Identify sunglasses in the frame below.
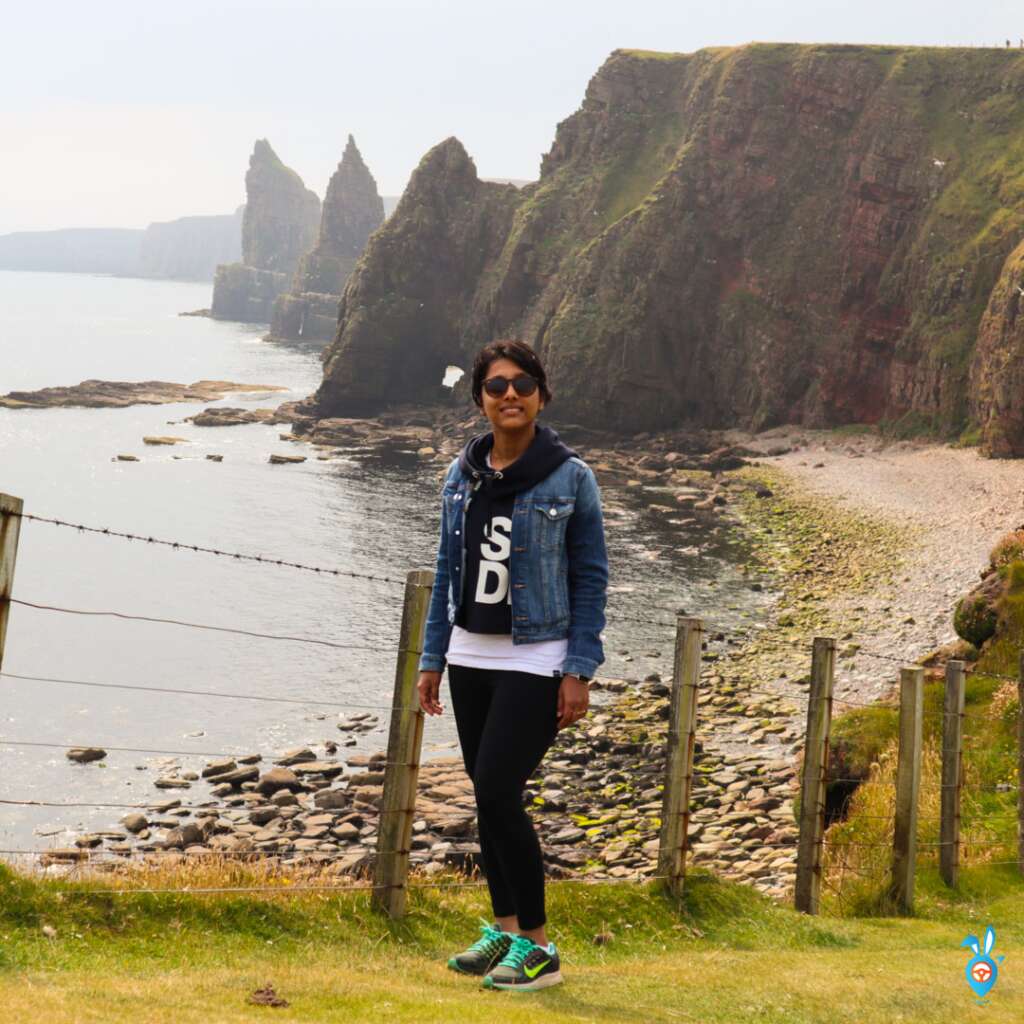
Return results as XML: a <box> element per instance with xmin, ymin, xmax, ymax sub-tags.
<box><xmin>482</xmin><ymin>374</ymin><xmax>539</xmax><ymax>398</ymax></box>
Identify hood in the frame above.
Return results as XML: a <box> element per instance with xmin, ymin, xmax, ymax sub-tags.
<box><xmin>457</xmin><ymin>424</ymin><xmax>577</xmax><ymax>498</ymax></box>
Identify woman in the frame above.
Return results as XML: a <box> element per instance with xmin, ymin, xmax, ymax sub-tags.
<box><xmin>417</xmin><ymin>339</ymin><xmax>608</xmax><ymax>992</ymax></box>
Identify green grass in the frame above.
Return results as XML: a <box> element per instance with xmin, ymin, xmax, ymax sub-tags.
<box><xmin>615</xmin><ymin>48</ymin><xmax>693</xmax><ymax>63</ymax></box>
<box><xmin>824</xmin><ymin>559</ymin><xmax>1024</xmax><ymax>922</ymax></box>
<box><xmin>596</xmin><ymin>116</ymin><xmax>683</xmax><ymax>229</ymax></box>
<box><xmin>6</xmin><ymin>544</ymin><xmax>1024</xmax><ymax>1021</ymax></box>
<box><xmin>3</xmin><ymin>863</ymin><xmax>1024</xmax><ymax>1022</ymax></box>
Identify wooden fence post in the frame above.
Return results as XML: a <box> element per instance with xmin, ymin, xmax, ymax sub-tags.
<box><xmin>940</xmin><ymin>660</ymin><xmax>965</xmax><ymax>887</ymax></box>
<box><xmin>890</xmin><ymin>666</ymin><xmax>924</xmax><ymax>914</ymax></box>
<box><xmin>0</xmin><ymin>494</ymin><xmax>24</xmax><ymax>675</ymax></box>
<box><xmin>657</xmin><ymin>616</ymin><xmax>702</xmax><ymax>898</ymax></box>
<box><xmin>373</xmin><ymin>569</ymin><xmax>434</xmax><ymax>919</ymax></box>
<box><xmin>794</xmin><ymin>636</ymin><xmax>836</xmax><ymax>915</ymax></box>
<box><xmin>1018</xmin><ymin>651</ymin><xmax>1024</xmax><ymax>877</ymax></box>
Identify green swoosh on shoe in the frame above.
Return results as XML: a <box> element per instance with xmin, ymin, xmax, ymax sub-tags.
<box><xmin>523</xmin><ymin>959</ymin><xmax>551</xmax><ymax>979</ymax></box>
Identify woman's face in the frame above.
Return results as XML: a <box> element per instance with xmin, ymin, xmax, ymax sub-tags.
<box><xmin>480</xmin><ymin>356</ymin><xmax>544</xmax><ymax>432</ymax></box>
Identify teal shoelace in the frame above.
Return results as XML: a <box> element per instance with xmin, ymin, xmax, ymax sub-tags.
<box><xmin>469</xmin><ymin>921</ymin><xmax>505</xmax><ymax>955</ymax></box>
<box><xmin>499</xmin><ymin>934</ymin><xmax>537</xmax><ymax>969</ymax></box>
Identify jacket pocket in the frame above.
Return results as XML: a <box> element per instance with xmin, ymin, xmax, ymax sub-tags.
<box><xmin>533</xmin><ymin>500</ymin><xmax>575</xmax><ymax>552</ymax></box>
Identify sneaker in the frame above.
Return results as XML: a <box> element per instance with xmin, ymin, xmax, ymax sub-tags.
<box><xmin>447</xmin><ymin>920</ymin><xmax>513</xmax><ymax>976</ymax></box>
<box><xmin>482</xmin><ymin>933</ymin><xmax>563</xmax><ymax>991</ymax></box>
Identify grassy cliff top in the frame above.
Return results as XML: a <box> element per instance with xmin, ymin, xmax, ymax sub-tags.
<box><xmin>2</xmin><ymin>862</ymin><xmax>1024</xmax><ymax>1020</ymax></box>
<box><xmin>615</xmin><ymin>41</ymin><xmax>1024</xmax><ymax>60</ymax></box>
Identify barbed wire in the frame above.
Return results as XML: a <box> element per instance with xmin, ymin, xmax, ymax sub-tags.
<box><xmin>2</xmin><ymin>509</ymin><xmax>406</xmax><ymax>586</ymax></box>
<box><xmin>0</xmin><ymin>798</ymin><xmax>220</xmax><ymax>810</ymax></box>
<box><xmin>830</xmin><ymin>694</ymin><xmax>891</xmax><ymax>710</ymax></box>
<box><xmin>0</xmin><ymin>847</ymin><xmax>374</xmax><ymax>862</ymax></box>
<box><xmin>8</xmin><ymin>517</ymin><xmax>1024</xmax><ymax>696</ymax></box>
<box><xmin>0</xmin><ymin>743</ymin><xmax>417</xmax><ymax>777</ymax></box>
<box><xmin>5</xmin><ymin>872</ymin><xmax>671</xmax><ymax>898</ymax></box>
<box><xmin>7</xmin><ymin>598</ymin><xmax>396</xmax><ymax>653</ymax></box>
<box><xmin>7</xmin><ymin>503</ymin><xmax>1024</xmax><ymax>680</ymax></box>
<box><xmin>825</xmin><ymin>777</ymin><xmax>895</xmax><ymax>786</ymax></box>
<box><xmin>0</xmin><ymin>671</ymin><xmax>402</xmax><ymax>711</ymax></box>
<box><xmin>697</xmin><ymin>626</ymin><xmax>1024</xmax><ymax>692</ymax></box>
<box><xmin>962</xmin><ymin>859</ymin><xmax>1024</xmax><ymax>868</ymax></box>
<box><xmin>0</xmin><ymin>738</ymin><xmax>276</xmax><ymax>759</ymax></box>
<box><xmin>824</xmin><ymin>840</ymin><xmax>894</xmax><ymax>849</ymax></box>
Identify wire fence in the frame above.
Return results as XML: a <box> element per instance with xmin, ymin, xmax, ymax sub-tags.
<box><xmin>1</xmin><ymin>501</ymin><xmax>1022</xmax><ymax>912</ymax></box>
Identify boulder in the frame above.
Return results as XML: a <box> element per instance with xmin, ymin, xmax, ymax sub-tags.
<box><xmin>275</xmin><ymin>747</ymin><xmax>317</xmax><ymax>767</ymax></box>
<box><xmin>953</xmin><ymin>570</ymin><xmax>1004</xmax><ymax>647</ymax></box>
<box><xmin>201</xmin><ymin>759</ymin><xmax>236</xmax><ymax>779</ymax></box>
<box><xmin>154</xmin><ymin>777</ymin><xmax>192</xmax><ymax>790</ymax></box>
<box><xmin>163</xmin><ymin>823</ymin><xmax>204</xmax><ymax>849</ymax></box>
<box><xmin>213</xmin><ymin>765</ymin><xmax>261</xmax><ymax>787</ymax></box>
<box><xmin>255</xmin><ymin>767</ymin><xmax>301</xmax><ymax>796</ymax></box>
<box><xmin>313</xmin><ymin>789</ymin><xmax>349</xmax><ymax>810</ymax></box>
<box><xmin>121</xmin><ymin>813</ymin><xmax>149</xmax><ymax>833</ymax></box>
<box><xmin>332</xmin><ymin>822</ymin><xmax>360</xmax><ymax>842</ymax></box>
<box><xmin>66</xmin><ymin>747</ymin><xmax>106</xmax><ymax>764</ymax></box>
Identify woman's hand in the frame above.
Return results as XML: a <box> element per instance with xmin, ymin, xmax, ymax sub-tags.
<box><xmin>417</xmin><ymin>671</ymin><xmax>444</xmax><ymax>715</ymax></box>
<box><xmin>557</xmin><ymin>674</ymin><xmax>590</xmax><ymax>730</ymax></box>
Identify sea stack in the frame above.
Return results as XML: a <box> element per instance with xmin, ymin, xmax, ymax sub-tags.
<box><xmin>268</xmin><ymin>135</ymin><xmax>385</xmax><ymax>345</ymax></box>
<box><xmin>315</xmin><ymin>136</ymin><xmax>520</xmax><ymax>416</ymax></box>
<box><xmin>210</xmin><ymin>140</ymin><xmax>320</xmax><ymax>323</ymax></box>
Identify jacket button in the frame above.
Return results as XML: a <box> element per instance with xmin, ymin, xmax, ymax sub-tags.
<box><xmin>549</xmin><ymin>509</ymin><xmax>557</xmax><ymax>517</ymax></box>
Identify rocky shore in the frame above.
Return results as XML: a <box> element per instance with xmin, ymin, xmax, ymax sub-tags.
<box><xmin>38</xmin><ymin>403</ymin><xmax>809</xmax><ymax>898</ymax></box>
<box><xmin>48</xmin><ymin>667</ymin><xmax>800</xmax><ymax>897</ymax></box>
<box><xmin>737</xmin><ymin>427</ymin><xmax>1024</xmax><ymax>702</ymax></box>
<box><xmin>33</xmin><ymin>405</ymin><xmax>1006</xmax><ymax>902</ymax></box>
<box><xmin>0</xmin><ymin>380</ymin><xmax>287</xmax><ymax>410</ymax></box>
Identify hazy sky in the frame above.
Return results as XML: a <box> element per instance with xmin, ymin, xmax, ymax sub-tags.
<box><xmin>1</xmin><ymin>0</ymin><xmax>1016</xmax><ymax>233</ymax></box>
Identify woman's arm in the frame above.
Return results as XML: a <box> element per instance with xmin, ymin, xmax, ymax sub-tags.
<box><xmin>563</xmin><ymin>463</ymin><xmax>608</xmax><ymax>680</ymax></box>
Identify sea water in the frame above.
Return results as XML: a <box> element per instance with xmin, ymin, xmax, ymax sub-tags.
<box><xmin>0</xmin><ymin>269</ymin><xmax>772</xmax><ymax>855</ymax></box>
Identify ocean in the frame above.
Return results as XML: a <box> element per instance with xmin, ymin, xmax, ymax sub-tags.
<box><xmin>0</xmin><ymin>269</ymin><xmax>771</xmax><ymax>856</ymax></box>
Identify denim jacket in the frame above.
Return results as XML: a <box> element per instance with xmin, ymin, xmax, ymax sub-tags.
<box><xmin>419</xmin><ymin>455</ymin><xmax>608</xmax><ymax>678</ymax></box>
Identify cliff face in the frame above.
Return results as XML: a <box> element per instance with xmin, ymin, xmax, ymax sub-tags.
<box><xmin>0</xmin><ymin>213</ymin><xmax>242</xmax><ymax>282</ymax></box>
<box><xmin>137</xmin><ymin>208</ymin><xmax>243</xmax><ymax>282</ymax></box>
<box><xmin>268</xmin><ymin>136</ymin><xmax>384</xmax><ymax>344</ymax></box>
<box><xmin>212</xmin><ymin>140</ymin><xmax>320</xmax><ymax>322</ymax></box>
<box><xmin>315</xmin><ymin>44</ymin><xmax>1024</xmax><ymax>453</ymax></box>
<box><xmin>970</xmin><ymin>239</ymin><xmax>1024</xmax><ymax>456</ymax></box>
<box><xmin>318</xmin><ymin>138</ymin><xmax>521</xmax><ymax>410</ymax></box>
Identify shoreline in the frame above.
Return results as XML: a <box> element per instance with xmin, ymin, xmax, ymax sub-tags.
<box><xmin>20</xmin><ymin>411</ymin><xmax>1024</xmax><ymax>902</ymax></box>
<box><xmin>748</xmin><ymin>429</ymin><xmax>1024</xmax><ymax>693</ymax></box>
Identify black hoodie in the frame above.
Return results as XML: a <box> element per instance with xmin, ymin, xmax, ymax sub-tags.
<box><xmin>454</xmin><ymin>425</ymin><xmax>577</xmax><ymax>634</ymax></box>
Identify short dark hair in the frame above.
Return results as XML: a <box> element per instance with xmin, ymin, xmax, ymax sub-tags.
<box><xmin>470</xmin><ymin>339</ymin><xmax>553</xmax><ymax>408</ymax></box>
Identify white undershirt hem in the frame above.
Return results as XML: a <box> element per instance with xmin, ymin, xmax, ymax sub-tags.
<box><xmin>445</xmin><ymin>626</ymin><xmax>568</xmax><ymax>678</ymax></box>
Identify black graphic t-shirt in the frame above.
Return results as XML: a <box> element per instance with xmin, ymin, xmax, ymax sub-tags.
<box><xmin>452</xmin><ymin>426</ymin><xmax>579</xmax><ymax>636</ymax></box>
<box><xmin>456</xmin><ymin>482</ymin><xmax>515</xmax><ymax>634</ymax></box>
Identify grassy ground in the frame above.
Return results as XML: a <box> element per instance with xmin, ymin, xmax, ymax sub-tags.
<box><xmin>6</xmin><ymin>453</ymin><xmax>1022</xmax><ymax>1022</ymax></box>
<box><xmin>2</xmin><ymin>860</ymin><xmax>1022</xmax><ymax>1023</ymax></box>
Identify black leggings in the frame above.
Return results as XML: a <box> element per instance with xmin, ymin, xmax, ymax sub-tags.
<box><xmin>447</xmin><ymin>664</ymin><xmax>560</xmax><ymax>931</ymax></box>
